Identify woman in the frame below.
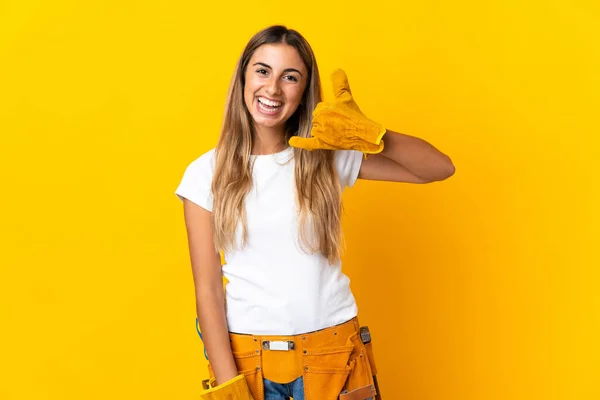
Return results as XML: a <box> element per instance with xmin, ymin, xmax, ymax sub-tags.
<box><xmin>175</xmin><ymin>25</ymin><xmax>454</xmax><ymax>400</ymax></box>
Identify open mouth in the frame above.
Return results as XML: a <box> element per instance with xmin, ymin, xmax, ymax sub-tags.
<box><xmin>257</xmin><ymin>96</ymin><xmax>283</xmax><ymax>115</ymax></box>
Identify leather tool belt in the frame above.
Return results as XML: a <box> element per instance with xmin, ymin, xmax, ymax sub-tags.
<box><xmin>203</xmin><ymin>317</ymin><xmax>381</xmax><ymax>400</ymax></box>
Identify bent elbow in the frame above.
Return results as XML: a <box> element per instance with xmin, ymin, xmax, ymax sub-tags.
<box><xmin>444</xmin><ymin>160</ymin><xmax>456</xmax><ymax>179</ymax></box>
<box><xmin>435</xmin><ymin>157</ymin><xmax>456</xmax><ymax>181</ymax></box>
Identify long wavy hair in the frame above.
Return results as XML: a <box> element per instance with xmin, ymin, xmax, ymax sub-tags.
<box><xmin>211</xmin><ymin>25</ymin><xmax>344</xmax><ymax>264</ymax></box>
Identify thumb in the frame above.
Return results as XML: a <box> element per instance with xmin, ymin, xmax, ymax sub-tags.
<box><xmin>331</xmin><ymin>69</ymin><xmax>352</xmax><ymax>100</ymax></box>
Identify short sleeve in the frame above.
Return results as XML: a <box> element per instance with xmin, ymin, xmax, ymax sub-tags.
<box><xmin>174</xmin><ymin>148</ymin><xmax>216</xmax><ymax>211</ymax></box>
<box><xmin>333</xmin><ymin>150</ymin><xmax>363</xmax><ymax>189</ymax></box>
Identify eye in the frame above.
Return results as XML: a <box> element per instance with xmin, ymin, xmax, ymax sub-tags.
<box><xmin>256</xmin><ymin>69</ymin><xmax>268</xmax><ymax>75</ymax></box>
<box><xmin>284</xmin><ymin>75</ymin><xmax>299</xmax><ymax>82</ymax></box>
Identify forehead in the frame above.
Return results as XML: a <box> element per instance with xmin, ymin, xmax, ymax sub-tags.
<box><xmin>249</xmin><ymin>44</ymin><xmax>307</xmax><ymax>74</ymax></box>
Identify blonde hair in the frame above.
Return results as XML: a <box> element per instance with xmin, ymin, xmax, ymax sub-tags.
<box><xmin>211</xmin><ymin>25</ymin><xmax>344</xmax><ymax>264</ymax></box>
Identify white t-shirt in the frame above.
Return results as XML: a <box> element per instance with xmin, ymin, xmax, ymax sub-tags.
<box><xmin>175</xmin><ymin>146</ymin><xmax>363</xmax><ymax>335</ymax></box>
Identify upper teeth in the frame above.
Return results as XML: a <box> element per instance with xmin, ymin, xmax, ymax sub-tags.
<box><xmin>259</xmin><ymin>97</ymin><xmax>282</xmax><ymax>107</ymax></box>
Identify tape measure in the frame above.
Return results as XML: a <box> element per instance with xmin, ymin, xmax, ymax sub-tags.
<box><xmin>195</xmin><ymin>317</ymin><xmax>209</xmax><ymax>360</ymax></box>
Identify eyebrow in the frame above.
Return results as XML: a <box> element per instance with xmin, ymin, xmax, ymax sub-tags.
<box><xmin>253</xmin><ymin>62</ymin><xmax>303</xmax><ymax>76</ymax></box>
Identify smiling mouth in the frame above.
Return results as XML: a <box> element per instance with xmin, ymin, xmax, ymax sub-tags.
<box><xmin>256</xmin><ymin>96</ymin><xmax>283</xmax><ymax>115</ymax></box>
<box><xmin>258</xmin><ymin>96</ymin><xmax>282</xmax><ymax>107</ymax></box>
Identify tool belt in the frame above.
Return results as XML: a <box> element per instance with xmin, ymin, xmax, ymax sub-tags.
<box><xmin>203</xmin><ymin>317</ymin><xmax>381</xmax><ymax>400</ymax></box>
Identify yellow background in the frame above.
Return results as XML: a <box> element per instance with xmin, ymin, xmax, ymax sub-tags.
<box><xmin>1</xmin><ymin>1</ymin><xmax>598</xmax><ymax>399</ymax></box>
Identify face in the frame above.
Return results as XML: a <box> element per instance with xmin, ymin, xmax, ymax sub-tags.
<box><xmin>243</xmin><ymin>43</ymin><xmax>308</xmax><ymax>135</ymax></box>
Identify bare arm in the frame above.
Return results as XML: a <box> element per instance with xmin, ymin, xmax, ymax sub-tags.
<box><xmin>182</xmin><ymin>199</ymin><xmax>238</xmax><ymax>385</ymax></box>
<box><xmin>359</xmin><ymin>129</ymin><xmax>455</xmax><ymax>183</ymax></box>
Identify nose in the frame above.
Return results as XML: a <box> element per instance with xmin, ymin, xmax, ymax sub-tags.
<box><xmin>265</xmin><ymin>76</ymin><xmax>282</xmax><ymax>97</ymax></box>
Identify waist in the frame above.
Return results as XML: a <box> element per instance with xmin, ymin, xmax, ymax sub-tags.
<box><xmin>229</xmin><ymin>316</ymin><xmax>360</xmax><ymax>347</ymax></box>
<box><xmin>228</xmin><ymin>317</ymin><xmax>361</xmax><ymax>383</ymax></box>
<box><xmin>210</xmin><ymin>316</ymin><xmax>368</xmax><ymax>385</ymax></box>
<box><xmin>225</xmin><ymin>300</ymin><xmax>358</xmax><ymax>335</ymax></box>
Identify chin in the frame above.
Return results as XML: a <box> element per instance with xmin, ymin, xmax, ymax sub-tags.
<box><xmin>255</xmin><ymin>119</ymin><xmax>285</xmax><ymax>130</ymax></box>
<box><xmin>252</xmin><ymin>112</ymin><xmax>289</xmax><ymax>128</ymax></box>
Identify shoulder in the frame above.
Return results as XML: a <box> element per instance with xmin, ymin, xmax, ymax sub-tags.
<box><xmin>181</xmin><ymin>148</ymin><xmax>217</xmax><ymax>178</ymax></box>
<box><xmin>188</xmin><ymin>147</ymin><xmax>216</xmax><ymax>169</ymax></box>
<box><xmin>175</xmin><ymin>148</ymin><xmax>217</xmax><ymax>208</ymax></box>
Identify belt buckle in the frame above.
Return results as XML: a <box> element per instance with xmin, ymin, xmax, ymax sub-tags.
<box><xmin>262</xmin><ymin>340</ymin><xmax>295</xmax><ymax>351</ymax></box>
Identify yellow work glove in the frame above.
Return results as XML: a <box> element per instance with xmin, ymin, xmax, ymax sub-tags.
<box><xmin>200</xmin><ymin>374</ymin><xmax>254</xmax><ymax>400</ymax></box>
<box><xmin>289</xmin><ymin>69</ymin><xmax>386</xmax><ymax>154</ymax></box>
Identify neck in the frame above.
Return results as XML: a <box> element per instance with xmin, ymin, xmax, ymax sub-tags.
<box><xmin>252</xmin><ymin>126</ymin><xmax>287</xmax><ymax>155</ymax></box>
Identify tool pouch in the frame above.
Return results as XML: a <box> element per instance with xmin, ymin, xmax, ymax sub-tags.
<box><xmin>338</xmin><ymin>326</ymin><xmax>378</xmax><ymax>400</ymax></box>
<box><xmin>205</xmin><ymin>345</ymin><xmax>264</xmax><ymax>400</ymax></box>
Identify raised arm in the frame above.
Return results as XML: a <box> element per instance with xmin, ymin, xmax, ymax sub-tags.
<box><xmin>359</xmin><ymin>129</ymin><xmax>455</xmax><ymax>183</ymax></box>
<box><xmin>182</xmin><ymin>199</ymin><xmax>238</xmax><ymax>385</ymax></box>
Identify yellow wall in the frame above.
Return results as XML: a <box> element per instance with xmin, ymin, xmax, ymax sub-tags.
<box><xmin>1</xmin><ymin>1</ymin><xmax>598</xmax><ymax>399</ymax></box>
